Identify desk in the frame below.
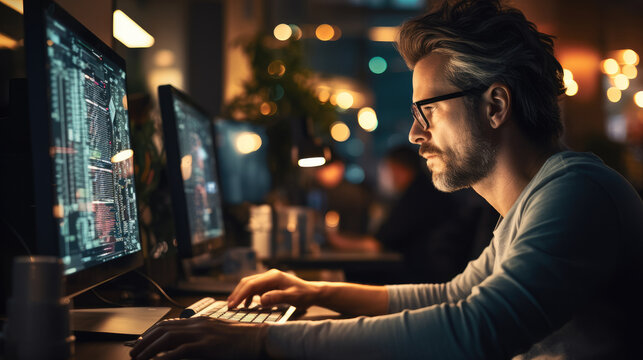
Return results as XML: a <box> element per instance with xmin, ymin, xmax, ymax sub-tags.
<box><xmin>73</xmin><ymin>304</ymin><xmax>342</xmax><ymax>360</ymax></box>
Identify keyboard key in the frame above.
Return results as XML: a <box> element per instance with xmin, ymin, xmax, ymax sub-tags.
<box><xmin>265</xmin><ymin>312</ymin><xmax>281</xmax><ymax>322</ymax></box>
<box><xmin>230</xmin><ymin>312</ymin><xmax>246</xmax><ymax>321</ymax></box>
<box><xmin>218</xmin><ymin>311</ymin><xmax>236</xmax><ymax>320</ymax></box>
<box><xmin>252</xmin><ymin>313</ymin><xmax>269</xmax><ymax>323</ymax></box>
<box><xmin>240</xmin><ymin>312</ymin><xmax>259</xmax><ymax>323</ymax></box>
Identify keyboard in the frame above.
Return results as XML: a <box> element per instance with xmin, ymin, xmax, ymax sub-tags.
<box><xmin>123</xmin><ymin>297</ymin><xmax>296</xmax><ymax>347</ymax></box>
<box><xmin>180</xmin><ymin>297</ymin><xmax>296</xmax><ymax>324</ymax></box>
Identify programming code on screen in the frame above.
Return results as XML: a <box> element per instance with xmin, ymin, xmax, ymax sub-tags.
<box><xmin>172</xmin><ymin>97</ymin><xmax>224</xmax><ymax>245</ymax></box>
<box><xmin>45</xmin><ymin>15</ymin><xmax>141</xmax><ymax>275</ymax></box>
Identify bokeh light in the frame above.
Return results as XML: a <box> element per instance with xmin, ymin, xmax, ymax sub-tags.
<box><xmin>601</xmin><ymin>58</ymin><xmax>619</xmax><ymax>75</ymax></box>
<box><xmin>289</xmin><ymin>24</ymin><xmax>302</xmax><ymax>40</ymax></box>
<box><xmin>357</xmin><ymin>107</ymin><xmax>378</xmax><ymax>131</ymax></box>
<box><xmin>330</xmin><ymin>121</ymin><xmax>351</xmax><ymax>142</ymax></box>
<box><xmin>634</xmin><ymin>91</ymin><xmax>643</xmax><ymax>108</ymax></box>
<box><xmin>235</xmin><ymin>132</ymin><xmax>262</xmax><ymax>154</ymax></box>
<box><xmin>315</xmin><ymin>24</ymin><xmax>334</xmax><ymax>41</ymax></box>
<box><xmin>325</xmin><ymin>211</ymin><xmax>340</xmax><ymax>228</ymax></box>
<box><xmin>273</xmin><ymin>23</ymin><xmax>292</xmax><ymax>41</ymax></box>
<box><xmin>259</xmin><ymin>101</ymin><xmax>277</xmax><ymax>116</ymax></box>
<box><xmin>607</xmin><ymin>87</ymin><xmax>621</xmax><ymax>103</ymax></box>
<box><xmin>267</xmin><ymin>60</ymin><xmax>286</xmax><ymax>77</ymax></box>
<box><xmin>345</xmin><ymin>164</ymin><xmax>365</xmax><ymax>184</ymax></box>
<box><xmin>614</xmin><ymin>74</ymin><xmax>629</xmax><ymax>90</ymax></box>
<box><xmin>622</xmin><ymin>64</ymin><xmax>637</xmax><ymax>79</ymax></box>
<box><xmin>369</xmin><ymin>56</ymin><xmax>388</xmax><ymax>74</ymax></box>
<box><xmin>317</xmin><ymin>88</ymin><xmax>330</xmax><ymax>103</ymax></box>
<box><xmin>623</xmin><ymin>49</ymin><xmax>639</xmax><ymax>65</ymax></box>
<box><xmin>565</xmin><ymin>80</ymin><xmax>578</xmax><ymax>96</ymax></box>
<box><xmin>336</xmin><ymin>91</ymin><xmax>354</xmax><ymax>109</ymax></box>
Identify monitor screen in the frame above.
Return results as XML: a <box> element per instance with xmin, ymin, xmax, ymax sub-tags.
<box><xmin>158</xmin><ymin>85</ymin><xmax>225</xmax><ymax>258</ymax></box>
<box><xmin>44</xmin><ymin>10</ymin><xmax>140</xmax><ymax>275</ymax></box>
<box><xmin>25</xmin><ymin>0</ymin><xmax>144</xmax><ymax>294</ymax></box>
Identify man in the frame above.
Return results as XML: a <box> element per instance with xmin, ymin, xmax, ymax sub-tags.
<box><xmin>131</xmin><ymin>1</ymin><xmax>643</xmax><ymax>359</ymax></box>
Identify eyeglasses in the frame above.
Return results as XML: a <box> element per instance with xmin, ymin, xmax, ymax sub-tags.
<box><xmin>411</xmin><ymin>87</ymin><xmax>484</xmax><ymax>130</ymax></box>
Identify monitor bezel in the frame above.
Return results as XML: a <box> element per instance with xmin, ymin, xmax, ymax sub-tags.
<box><xmin>24</xmin><ymin>0</ymin><xmax>144</xmax><ymax>298</ymax></box>
<box><xmin>158</xmin><ymin>84</ymin><xmax>226</xmax><ymax>260</ymax></box>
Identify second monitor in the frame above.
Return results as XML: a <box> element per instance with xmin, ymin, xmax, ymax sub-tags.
<box><xmin>158</xmin><ymin>85</ymin><xmax>237</xmax><ymax>295</ymax></box>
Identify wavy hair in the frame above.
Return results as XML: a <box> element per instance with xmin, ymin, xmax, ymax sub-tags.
<box><xmin>397</xmin><ymin>0</ymin><xmax>565</xmax><ymax>144</ymax></box>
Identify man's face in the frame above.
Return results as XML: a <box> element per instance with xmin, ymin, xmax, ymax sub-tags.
<box><xmin>409</xmin><ymin>53</ymin><xmax>496</xmax><ymax>192</ymax></box>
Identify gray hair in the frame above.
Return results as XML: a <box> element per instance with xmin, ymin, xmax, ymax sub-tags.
<box><xmin>397</xmin><ymin>0</ymin><xmax>565</xmax><ymax>144</ymax></box>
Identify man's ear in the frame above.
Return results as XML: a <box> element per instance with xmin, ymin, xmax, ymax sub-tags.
<box><xmin>484</xmin><ymin>83</ymin><xmax>511</xmax><ymax>129</ymax></box>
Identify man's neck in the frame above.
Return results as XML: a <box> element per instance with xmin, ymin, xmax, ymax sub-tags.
<box><xmin>472</xmin><ymin>133</ymin><xmax>564</xmax><ymax>217</ymax></box>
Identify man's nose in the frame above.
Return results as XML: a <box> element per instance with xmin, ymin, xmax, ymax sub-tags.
<box><xmin>408</xmin><ymin>120</ymin><xmax>430</xmax><ymax>145</ymax></box>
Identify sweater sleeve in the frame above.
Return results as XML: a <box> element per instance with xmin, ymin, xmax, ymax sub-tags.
<box><xmin>387</xmin><ymin>239</ymin><xmax>496</xmax><ymax>312</ymax></box>
<box><xmin>265</xmin><ymin>172</ymin><xmax>623</xmax><ymax>359</ymax></box>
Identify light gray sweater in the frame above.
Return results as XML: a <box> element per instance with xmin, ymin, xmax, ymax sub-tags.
<box><xmin>266</xmin><ymin>152</ymin><xmax>643</xmax><ymax>359</ymax></box>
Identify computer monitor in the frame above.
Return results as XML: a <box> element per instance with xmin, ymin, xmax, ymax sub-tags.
<box><xmin>24</xmin><ymin>0</ymin><xmax>168</xmax><ymax>333</ymax></box>
<box><xmin>158</xmin><ymin>85</ymin><xmax>225</xmax><ymax>261</ymax></box>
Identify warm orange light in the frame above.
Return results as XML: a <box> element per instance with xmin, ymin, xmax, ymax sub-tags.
<box><xmin>111</xmin><ymin>149</ymin><xmax>134</xmax><ymax>163</ymax></box>
<box><xmin>368</xmin><ymin>26</ymin><xmax>399</xmax><ymax>42</ymax></box>
<box><xmin>614</xmin><ymin>74</ymin><xmax>629</xmax><ymax>90</ymax></box>
<box><xmin>623</xmin><ymin>49</ymin><xmax>639</xmax><ymax>65</ymax></box>
<box><xmin>0</xmin><ymin>32</ymin><xmax>19</xmax><ymax>49</ymax></box>
<box><xmin>325</xmin><ymin>211</ymin><xmax>340</xmax><ymax>228</ymax></box>
<box><xmin>357</xmin><ymin>107</ymin><xmax>378</xmax><ymax>131</ymax></box>
<box><xmin>113</xmin><ymin>10</ymin><xmax>155</xmax><ymax>48</ymax></box>
<box><xmin>601</xmin><ymin>58</ymin><xmax>619</xmax><ymax>75</ymax></box>
<box><xmin>260</xmin><ymin>102</ymin><xmax>272</xmax><ymax>116</ymax></box>
<box><xmin>273</xmin><ymin>24</ymin><xmax>292</xmax><ymax>41</ymax></box>
<box><xmin>607</xmin><ymin>87</ymin><xmax>621</xmax><ymax>103</ymax></box>
<box><xmin>259</xmin><ymin>101</ymin><xmax>277</xmax><ymax>116</ymax></box>
<box><xmin>329</xmin><ymin>94</ymin><xmax>337</xmax><ymax>106</ymax></box>
<box><xmin>315</xmin><ymin>24</ymin><xmax>335</xmax><ymax>41</ymax></box>
<box><xmin>330</xmin><ymin>121</ymin><xmax>350</xmax><ymax>142</ymax></box>
<box><xmin>180</xmin><ymin>154</ymin><xmax>193</xmax><ymax>180</ymax></box>
<box><xmin>622</xmin><ymin>64</ymin><xmax>637</xmax><ymax>79</ymax></box>
<box><xmin>267</xmin><ymin>60</ymin><xmax>286</xmax><ymax>77</ymax></box>
<box><xmin>0</xmin><ymin>0</ymin><xmax>23</xmax><ymax>14</ymax></box>
<box><xmin>154</xmin><ymin>49</ymin><xmax>175</xmax><ymax>67</ymax></box>
<box><xmin>336</xmin><ymin>91</ymin><xmax>354</xmax><ymax>109</ymax></box>
<box><xmin>565</xmin><ymin>80</ymin><xmax>578</xmax><ymax>96</ymax></box>
<box><xmin>316</xmin><ymin>161</ymin><xmax>344</xmax><ymax>187</ymax></box>
<box><xmin>634</xmin><ymin>91</ymin><xmax>643</xmax><ymax>108</ymax></box>
<box><xmin>317</xmin><ymin>88</ymin><xmax>330</xmax><ymax>103</ymax></box>
<box><xmin>563</xmin><ymin>68</ymin><xmax>574</xmax><ymax>85</ymax></box>
<box><xmin>235</xmin><ymin>132</ymin><xmax>262</xmax><ymax>154</ymax></box>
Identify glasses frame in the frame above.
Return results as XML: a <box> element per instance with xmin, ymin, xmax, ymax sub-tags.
<box><xmin>412</xmin><ymin>87</ymin><xmax>485</xmax><ymax>130</ymax></box>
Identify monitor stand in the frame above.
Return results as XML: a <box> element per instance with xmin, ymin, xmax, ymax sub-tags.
<box><xmin>70</xmin><ymin>307</ymin><xmax>171</xmax><ymax>335</ymax></box>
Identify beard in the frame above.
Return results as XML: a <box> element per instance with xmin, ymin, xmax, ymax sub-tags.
<box><xmin>422</xmin><ymin>112</ymin><xmax>497</xmax><ymax>193</ymax></box>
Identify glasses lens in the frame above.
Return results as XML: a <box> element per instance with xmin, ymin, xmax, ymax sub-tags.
<box><xmin>411</xmin><ymin>105</ymin><xmax>428</xmax><ymax>130</ymax></box>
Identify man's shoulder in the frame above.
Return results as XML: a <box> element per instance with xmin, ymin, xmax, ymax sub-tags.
<box><xmin>517</xmin><ymin>151</ymin><xmax>642</xmax><ymax>234</ymax></box>
<box><xmin>529</xmin><ymin>151</ymin><xmax>635</xmax><ymax>199</ymax></box>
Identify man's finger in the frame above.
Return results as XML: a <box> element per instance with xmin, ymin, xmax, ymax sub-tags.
<box><xmin>260</xmin><ymin>289</ymin><xmax>294</xmax><ymax>306</ymax></box>
<box><xmin>227</xmin><ymin>271</ymin><xmax>283</xmax><ymax>308</ymax></box>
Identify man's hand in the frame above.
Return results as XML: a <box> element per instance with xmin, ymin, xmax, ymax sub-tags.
<box><xmin>129</xmin><ymin>317</ymin><xmax>268</xmax><ymax>360</ymax></box>
<box><xmin>227</xmin><ymin>269</ymin><xmax>322</xmax><ymax>310</ymax></box>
